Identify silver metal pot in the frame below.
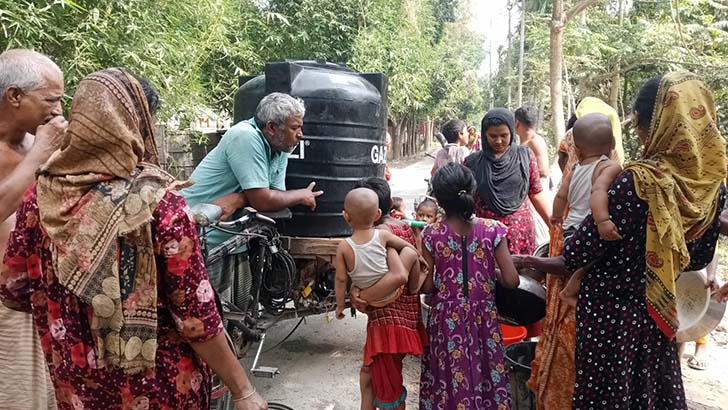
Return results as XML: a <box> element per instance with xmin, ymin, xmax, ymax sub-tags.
<box><xmin>675</xmin><ymin>269</ymin><xmax>727</xmax><ymax>343</ymax></box>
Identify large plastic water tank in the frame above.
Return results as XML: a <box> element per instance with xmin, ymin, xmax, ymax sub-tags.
<box><xmin>233</xmin><ymin>60</ymin><xmax>388</xmax><ymax>237</ymax></box>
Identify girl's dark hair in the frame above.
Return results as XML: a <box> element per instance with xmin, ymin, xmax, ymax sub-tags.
<box><xmin>441</xmin><ymin>119</ymin><xmax>466</xmax><ymax>144</ymax></box>
<box><xmin>354</xmin><ymin>177</ymin><xmax>391</xmax><ymax>215</ymax></box>
<box><xmin>431</xmin><ymin>163</ymin><xmax>476</xmax><ymax>221</ymax></box>
<box><xmin>416</xmin><ymin>197</ymin><xmax>438</xmax><ymax>211</ymax></box>
<box><xmin>633</xmin><ymin>76</ymin><xmax>662</xmax><ymax>130</ymax></box>
<box><xmin>133</xmin><ymin>74</ymin><xmax>160</xmax><ymax>115</ymax></box>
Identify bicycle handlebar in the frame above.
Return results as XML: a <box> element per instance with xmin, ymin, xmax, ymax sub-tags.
<box><xmin>216</xmin><ymin>212</ymin><xmax>275</xmax><ymax>229</ymax></box>
<box><xmin>192</xmin><ymin>204</ymin><xmax>277</xmax><ymax>230</ymax></box>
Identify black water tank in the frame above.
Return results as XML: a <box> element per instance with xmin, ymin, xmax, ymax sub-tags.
<box><xmin>233</xmin><ymin>60</ymin><xmax>388</xmax><ymax>237</ymax></box>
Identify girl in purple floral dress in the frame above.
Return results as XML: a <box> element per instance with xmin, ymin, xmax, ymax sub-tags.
<box><xmin>419</xmin><ymin>163</ymin><xmax>520</xmax><ymax>410</ymax></box>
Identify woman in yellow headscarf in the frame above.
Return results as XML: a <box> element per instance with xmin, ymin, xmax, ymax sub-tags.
<box><xmin>559</xmin><ymin>97</ymin><xmax>625</xmax><ymax>177</ymax></box>
<box><xmin>522</xmin><ymin>72</ymin><xmax>725</xmax><ymax>409</ymax></box>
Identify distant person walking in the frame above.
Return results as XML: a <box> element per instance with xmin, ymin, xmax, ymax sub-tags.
<box><xmin>431</xmin><ymin>119</ymin><xmax>470</xmax><ymax>176</ymax></box>
<box><xmin>515</xmin><ymin>106</ymin><xmax>550</xmax><ymax>246</ymax></box>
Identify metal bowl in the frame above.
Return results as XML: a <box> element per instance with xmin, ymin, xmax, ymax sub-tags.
<box><xmin>533</xmin><ymin>241</ymin><xmax>550</xmax><ymax>258</ymax></box>
<box><xmin>675</xmin><ymin>269</ymin><xmax>727</xmax><ymax>343</ymax></box>
<box><xmin>496</xmin><ymin>275</ymin><xmax>547</xmax><ymax>326</ymax></box>
<box><xmin>494</xmin><ymin>242</ymin><xmax>551</xmax><ymax>326</ymax></box>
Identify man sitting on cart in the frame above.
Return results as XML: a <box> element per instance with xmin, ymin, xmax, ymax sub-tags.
<box><xmin>183</xmin><ymin>92</ymin><xmax>323</xmax><ymax>249</ymax></box>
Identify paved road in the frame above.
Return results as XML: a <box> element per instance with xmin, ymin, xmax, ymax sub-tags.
<box><xmin>245</xmin><ymin>158</ymin><xmax>431</xmax><ymax>410</ymax></box>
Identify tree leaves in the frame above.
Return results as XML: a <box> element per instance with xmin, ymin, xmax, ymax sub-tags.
<box><xmin>493</xmin><ymin>0</ymin><xmax>728</xmax><ymax>153</ymax></box>
<box><xmin>1</xmin><ymin>0</ymin><xmax>484</xmax><ymax>131</ymax></box>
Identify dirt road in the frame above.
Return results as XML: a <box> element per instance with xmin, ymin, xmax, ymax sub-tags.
<box><xmin>243</xmin><ymin>159</ymin><xmax>431</xmax><ymax>409</ymax></box>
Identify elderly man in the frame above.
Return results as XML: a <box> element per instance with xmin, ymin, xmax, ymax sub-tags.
<box><xmin>0</xmin><ymin>49</ymin><xmax>67</xmax><ymax>409</ymax></box>
<box><xmin>183</xmin><ymin>92</ymin><xmax>322</xmax><ymax>247</ymax></box>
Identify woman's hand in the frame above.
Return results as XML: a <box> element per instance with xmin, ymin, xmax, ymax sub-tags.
<box><xmin>716</xmin><ymin>282</ymin><xmax>728</xmax><ymax>303</ymax></box>
<box><xmin>511</xmin><ymin>254</ymin><xmax>530</xmax><ymax>270</ymax></box>
<box><xmin>549</xmin><ymin>215</ymin><xmax>563</xmax><ymax>230</ymax></box>
<box><xmin>705</xmin><ymin>263</ymin><xmax>719</xmax><ymax>293</ymax></box>
<box><xmin>349</xmin><ymin>287</ymin><xmax>369</xmax><ymax>313</ymax></box>
<box><xmin>234</xmin><ymin>390</ymin><xmax>267</xmax><ymax>410</ymax></box>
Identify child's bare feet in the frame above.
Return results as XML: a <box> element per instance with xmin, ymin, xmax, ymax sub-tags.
<box><xmin>560</xmin><ymin>267</ymin><xmax>587</xmax><ymax>307</ymax></box>
<box><xmin>400</xmin><ymin>247</ymin><xmax>425</xmax><ymax>294</ymax></box>
<box><xmin>559</xmin><ymin>287</ymin><xmax>578</xmax><ymax>307</ymax></box>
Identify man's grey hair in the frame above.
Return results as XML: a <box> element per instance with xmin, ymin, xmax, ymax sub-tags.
<box><xmin>255</xmin><ymin>92</ymin><xmax>305</xmax><ymax>127</ymax></box>
<box><xmin>0</xmin><ymin>49</ymin><xmax>63</xmax><ymax>97</ymax></box>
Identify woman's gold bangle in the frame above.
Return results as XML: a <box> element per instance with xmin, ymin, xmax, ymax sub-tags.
<box><xmin>232</xmin><ymin>387</ymin><xmax>257</xmax><ymax>403</ymax></box>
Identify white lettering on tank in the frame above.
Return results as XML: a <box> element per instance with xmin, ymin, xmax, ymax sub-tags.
<box><xmin>289</xmin><ymin>140</ymin><xmax>307</xmax><ymax>160</ymax></box>
<box><xmin>371</xmin><ymin>145</ymin><xmax>387</xmax><ymax>164</ymax></box>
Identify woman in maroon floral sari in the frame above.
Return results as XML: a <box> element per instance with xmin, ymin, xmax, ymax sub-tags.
<box><xmin>0</xmin><ymin>68</ymin><xmax>266</xmax><ymax>410</ymax></box>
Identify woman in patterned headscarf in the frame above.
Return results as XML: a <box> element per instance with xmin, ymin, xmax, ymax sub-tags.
<box><xmin>520</xmin><ymin>72</ymin><xmax>726</xmax><ymax>409</ymax></box>
<box><xmin>0</xmin><ymin>68</ymin><xmax>266</xmax><ymax>410</ymax></box>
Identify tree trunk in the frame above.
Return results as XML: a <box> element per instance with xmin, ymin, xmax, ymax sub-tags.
<box><xmin>507</xmin><ymin>0</ymin><xmax>513</xmax><ymax>109</ymax></box>
<box><xmin>411</xmin><ymin>115</ymin><xmax>417</xmax><ymax>155</ymax></box>
<box><xmin>550</xmin><ymin>0</ymin><xmax>603</xmax><ymax>142</ymax></box>
<box><xmin>608</xmin><ymin>67</ymin><xmax>620</xmax><ymax>109</ymax></box>
<box><xmin>609</xmin><ymin>0</ymin><xmax>624</xmax><ymax>110</ymax></box>
<box><xmin>563</xmin><ymin>55</ymin><xmax>576</xmax><ymax>117</ymax></box>
<box><xmin>517</xmin><ymin>0</ymin><xmax>527</xmax><ymax>108</ymax></box>
<box><xmin>424</xmin><ymin>116</ymin><xmax>431</xmax><ymax>151</ymax></box>
<box><xmin>394</xmin><ymin>117</ymin><xmax>407</xmax><ymax>159</ymax></box>
<box><xmin>550</xmin><ymin>0</ymin><xmax>566</xmax><ymax>141</ymax></box>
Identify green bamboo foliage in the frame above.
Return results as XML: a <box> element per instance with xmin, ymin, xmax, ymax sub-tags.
<box><xmin>1</xmin><ymin>0</ymin><xmax>486</xmax><ymax>128</ymax></box>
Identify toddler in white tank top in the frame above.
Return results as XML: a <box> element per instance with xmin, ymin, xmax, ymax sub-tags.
<box><xmin>334</xmin><ymin>188</ymin><xmax>424</xmax><ymax>319</ymax></box>
<box><xmin>552</xmin><ymin>113</ymin><xmax>623</xmax><ymax>306</ymax></box>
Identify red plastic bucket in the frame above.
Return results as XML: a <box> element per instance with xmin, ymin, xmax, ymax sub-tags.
<box><xmin>500</xmin><ymin>324</ymin><xmax>527</xmax><ymax>346</ymax></box>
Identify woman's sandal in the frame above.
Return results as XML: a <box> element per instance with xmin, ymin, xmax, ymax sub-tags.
<box><xmin>687</xmin><ymin>356</ymin><xmax>708</xmax><ymax>371</ymax></box>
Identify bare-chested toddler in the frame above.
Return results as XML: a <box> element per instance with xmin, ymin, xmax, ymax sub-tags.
<box><xmin>551</xmin><ymin>113</ymin><xmax>623</xmax><ymax>306</ymax></box>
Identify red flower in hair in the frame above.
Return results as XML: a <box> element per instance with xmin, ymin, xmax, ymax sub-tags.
<box><xmin>166</xmin><ymin>256</ymin><xmax>189</xmax><ymax>276</ymax></box>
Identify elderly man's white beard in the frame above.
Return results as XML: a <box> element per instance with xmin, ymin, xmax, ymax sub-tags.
<box><xmin>270</xmin><ymin>128</ymin><xmax>297</xmax><ymax>153</ymax></box>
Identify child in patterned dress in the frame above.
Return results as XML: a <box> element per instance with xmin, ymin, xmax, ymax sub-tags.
<box><xmin>419</xmin><ymin>163</ymin><xmax>520</xmax><ymax>410</ymax></box>
<box><xmin>335</xmin><ymin>187</ymin><xmax>425</xmax><ymax>410</ymax></box>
